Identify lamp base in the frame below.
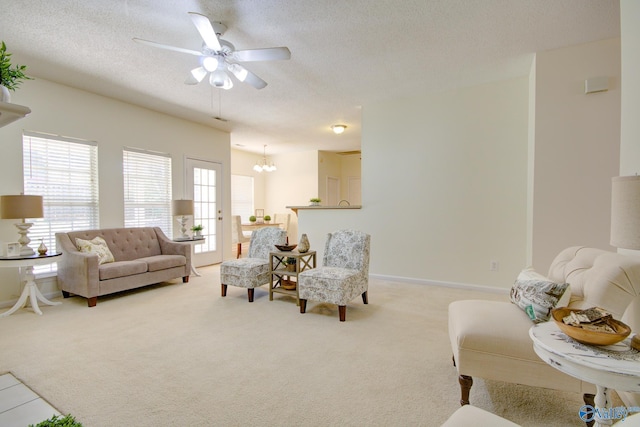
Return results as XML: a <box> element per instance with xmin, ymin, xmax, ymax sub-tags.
<box><xmin>15</xmin><ymin>222</ymin><xmax>35</xmax><ymax>257</ymax></box>
<box><xmin>176</xmin><ymin>216</ymin><xmax>189</xmax><ymax>239</ymax></box>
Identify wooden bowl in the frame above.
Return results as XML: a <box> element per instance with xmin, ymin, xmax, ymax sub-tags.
<box><xmin>551</xmin><ymin>307</ymin><xmax>631</xmax><ymax>346</ymax></box>
<box><xmin>275</xmin><ymin>244</ymin><xmax>297</xmax><ymax>252</ymax></box>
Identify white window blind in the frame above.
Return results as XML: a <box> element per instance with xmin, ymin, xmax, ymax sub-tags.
<box><xmin>23</xmin><ymin>131</ymin><xmax>99</xmax><ymax>274</ymax></box>
<box><xmin>231</xmin><ymin>174</ymin><xmax>254</xmax><ymax>222</ymax></box>
<box><xmin>123</xmin><ymin>147</ymin><xmax>172</xmax><ymax>235</ymax></box>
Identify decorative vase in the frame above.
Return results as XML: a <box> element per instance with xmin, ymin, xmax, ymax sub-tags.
<box><xmin>37</xmin><ymin>239</ymin><xmax>47</xmax><ymax>256</ymax></box>
<box><xmin>298</xmin><ymin>233</ymin><xmax>310</xmax><ymax>253</ymax></box>
<box><xmin>0</xmin><ymin>85</ymin><xmax>10</xmax><ymax>103</ymax></box>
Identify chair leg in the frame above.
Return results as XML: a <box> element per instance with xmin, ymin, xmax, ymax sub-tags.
<box><xmin>583</xmin><ymin>393</ymin><xmax>595</xmax><ymax>427</ymax></box>
<box><xmin>247</xmin><ymin>288</ymin><xmax>254</xmax><ymax>302</ymax></box>
<box><xmin>362</xmin><ymin>291</ymin><xmax>368</xmax><ymax>304</ymax></box>
<box><xmin>459</xmin><ymin>375</ymin><xmax>473</xmax><ymax>406</ymax></box>
<box><xmin>221</xmin><ymin>284</ymin><xmax>227</xmax><ymax>297</ymax></box>
<box><xmin>300</xmin><ymin>299</ymin><xmax>307</xmax><ymax>313</ymax></box>
<box><xmin>338</xmin><ymin>305</ymin><xmax>346</xmax><ymax>321</ymax></box>
<box><xmin>236</xmin><ymin>242</ymin><xmax>242</xmax><ymax>258</ymax></box>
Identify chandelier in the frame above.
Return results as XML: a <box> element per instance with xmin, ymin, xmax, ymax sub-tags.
<box><xmin>253</xmin><ymin>145</ymin><xmax>276</xmax><ymax>173</ymax></box>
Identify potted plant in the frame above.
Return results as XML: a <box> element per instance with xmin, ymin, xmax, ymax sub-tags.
<box><xmin>264</xmin><ymin>215</ymin><xmax>271</xmax><ymax>223</ymax></box>
<box><xmin>285</xmin><ymin>256</ymin><xmax>296</xmax><ymax>272</ymax></box>
<box><xmin>0</xmin><ymin>41</ymin><xmax>32</xmax><ymax>102</ymax></box>
<box><xmin>30</xmin><ymin>414</ymin><xmax>83</xmax><ymax>427</ymax></box>
<box><xmin>309</xmin><ymin>197</ymin><xmax>321</xmax><ymax>206</ymax></box>
<box><xmin>249</xmin><ymin>215</ymin><xmax>257</xmax><ymax>223</ymax></box>
<box><xmin>191</xmin><ymin>224</ymin><xmax>204</xmax><ymax>237</ymax></box>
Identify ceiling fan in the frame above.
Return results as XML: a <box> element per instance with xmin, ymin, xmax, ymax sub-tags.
<box><xmin>133</xmin><ymin>12</ymin><xmax>291</xmax><ymax>90</ymax></box>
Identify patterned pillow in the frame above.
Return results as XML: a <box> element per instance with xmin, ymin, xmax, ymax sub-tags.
<box><xmin>510</xmin><ymin>267</ymin><xmax>570</xmax><ymax>323</ymax></box>
<box><xmin>75</xmin><ymin>236</ymin><xmax>115</xmax><ymax>265</ymax></box>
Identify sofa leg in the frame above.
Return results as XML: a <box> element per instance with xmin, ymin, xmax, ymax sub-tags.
<box><xmin>221</xmin><ymin>284</ymin><xmax>227</xmax><ymax>297</ymax></box>
<box><xmin>362</xmin><ymin>291</ymin><xmax>368</xmax><ymax>304</ymax></box>
<box><xmin>247</xmin><ymin>288</ymin><xmax>254</xmax><ymax>302</ymax></box>
<box><xmin>61</xmin><ymin>290</ymin><xmax>71</xmax><ymax>299</ymax></box>
<box><xmin>87</xmin><ymin>297</ymin><xmax>97</xmax><ymax>307</ymax></box>
<box><xmin>339</xmin><ymin>305</ymin><xmax>346</xmax><ymax>322</ymax></box>
<box><xmin>459</xmin><ymin>375</ymin><xmax>473</xmax><ymax>406</ymax></box>
<box><xmin>182</xmin><ymin>276</ymin><xmax>189</xmax><ymax>283</ymax></box>
<box><xmin>300</xmin><ymin>299</ymin><xmax>307</xmax><ymax>313</ymax></box>
<box><xmin>583</xmin><ymin>393</ymin><xmax>595</xmax><ymax>427</ymax></box>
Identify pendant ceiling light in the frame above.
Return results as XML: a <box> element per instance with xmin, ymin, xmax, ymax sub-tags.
<box><xmin>253</xmin><ymin>145</ymin><xmax>276</xmax><ymax>173</ymax></box>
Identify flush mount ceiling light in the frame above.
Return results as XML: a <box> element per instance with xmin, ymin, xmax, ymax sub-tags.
<box><xmin>331</xmin><ymin>124</ymin><xmax>347</xmax><ymax>134</ymax></box>
<box><xmin>253</xmin><ymin>145</ymin><xmax>276</xmax><ymax>173</ymax></box>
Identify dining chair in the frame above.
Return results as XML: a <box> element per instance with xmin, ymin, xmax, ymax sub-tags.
<box><xmin>231</xmin><ymin>215</ymin><xmax>250</xmax><ymax>258</ymax></box>
<box><xmin>274</xmin><ymin>213</ymin><xmax>291</xmax><ymax>234</ymax></box>
<box><xmin>220</xmin><ymin>226</ymin><xmax>286</xmax><ymax>302</ymax></box>
<box><xmin>297</xmin><ymin>229</ymin><xmax>371</xmax><ymax>321</ymax></box>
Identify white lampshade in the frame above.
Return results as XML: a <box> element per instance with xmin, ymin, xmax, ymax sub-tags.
<box><xmin>172</xmin><ymin>199</ymin><xmax>194</xmax><ymax>216</ymax></box>
<box><xmin>610</xmin><ymin>176</ymin><xmax>640</xmax><ymax>249</ymax></box>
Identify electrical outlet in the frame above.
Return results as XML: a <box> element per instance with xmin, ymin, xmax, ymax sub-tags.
<box><xmin>490</xmin><ymin>260</ymin><xmax>499</xmax><ymax>271</ymax></box>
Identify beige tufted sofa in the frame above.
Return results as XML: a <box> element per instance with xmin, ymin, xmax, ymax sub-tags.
<box><xmin>56</xmin><ymin>227</ymin><xmax>191</xmax><ymax>307</ymax></box>
<box><xmin>448</xmin><ymin>246</ymin><xmax>640</xmax><ymax>409</ymax></box>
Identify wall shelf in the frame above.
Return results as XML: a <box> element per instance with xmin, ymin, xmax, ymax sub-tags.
<box><xmin>0</xmin><ymin>101</ymin><xmax>31</xmax><ymax>128</ymax></box>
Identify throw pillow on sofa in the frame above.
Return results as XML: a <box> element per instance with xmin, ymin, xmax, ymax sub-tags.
<box><xmin>510</xmin><ymin>267</ymin><xmax>569</xmax><ymax>323</ymax></box>
<box><xmin>75</xmin><ymin>236</ymin><xmax>115</xmax><ymax>265</ymax></box>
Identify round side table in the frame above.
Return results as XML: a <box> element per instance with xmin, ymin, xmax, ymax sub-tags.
<box><xmin>530</xmin><ymin>321</ymin><xmax>640</xmax><ymax>426</ymax></box>
<box><xmin>0</xmin><ymin>253</ymin><xmax>62</xmax><ymax>317</ymax></box>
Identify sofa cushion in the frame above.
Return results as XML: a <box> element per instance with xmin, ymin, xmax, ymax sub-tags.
<box><xmin>138</xmin><ymin>255</ymin><xmax>186</xmax><ymax>272</ymax></box>
<box><xmin>99</xmin><ymin>260</ymin><xmax>147</xmax><ymax>280</ymax></box>
<box><xmin>510</xmin><ymin>267</ymin><xmax>569</xmax><ymax>323</ymax></box>
<box><xmin>75</xmin><ymin>236</ymin><xmax>115</xmax><ymax>265</ymax></box>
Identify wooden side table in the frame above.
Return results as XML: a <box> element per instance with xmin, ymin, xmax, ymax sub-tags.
<box><xmin>530</xmin><ymin>321</ymin><xmax>640</xmax><ymax>426</ymax></box>
<box><xmin>0</xmin><ymin>253</ymin><xmax>62</xmax><ymax>317</ymax></box>
<box><xmin>269</xmin><ymin>250</ymin><xmax>316</xmax><ymax>306</ymax></box>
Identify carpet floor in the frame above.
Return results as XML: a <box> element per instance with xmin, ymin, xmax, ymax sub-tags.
<box><xmin>0</xmin><ymin>265</ymin><xmax>590</xmax><ymax>426</ymax></box>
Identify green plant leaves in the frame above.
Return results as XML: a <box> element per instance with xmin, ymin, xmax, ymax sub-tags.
<box><xmin>0</xmin><ymin>41</ymin><xmax>32</xmax><ymax>91</ymax></box>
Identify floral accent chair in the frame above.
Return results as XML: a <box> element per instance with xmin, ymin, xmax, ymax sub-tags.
<box><xmin>298</xmin><ymin>229</ymin><xmax>371</xmax><ymax>321</ymax></box>
<box><xmin>220</xmin><ymin>227</ymin><xmax>286</xmax><ymax>302</ymax></box>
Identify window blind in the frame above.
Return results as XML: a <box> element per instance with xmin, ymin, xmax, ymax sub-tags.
<box><xmin>231</xmin><ymin>174</ymin><xmax>254</xmax><ymax>222</ymax></box>
<box><xmin>123</xmin><ymin>147</ymin><xmax>172</xmax><ymax>236</ymax></box>
<box><xmin>23</xmin><ymin>131</ymin><xmax>99</xmax><ymax>274</ymax></box>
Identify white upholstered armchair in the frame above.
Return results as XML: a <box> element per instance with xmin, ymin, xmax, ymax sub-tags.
<box><xmin>220</xmin><ymin>226</ymin><xmax>286</xmax><ymax>302</ymax></box>
<box><xmin>298</xmin><ymin>229</ymin><xmax>371</xmax><ymax>321</ymax></box>
<box><xmin>448</xmin><ymin>246</ymin><xmax>640</xmax><ymax>409</ymax></box>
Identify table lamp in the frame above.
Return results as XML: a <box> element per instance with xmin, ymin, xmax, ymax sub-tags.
<box><xmin>0</xmin><ymin>194</ymin><xmax>44</xmax><ymax>256</ymax></box>
<box><xmin>172</xmin><ymin>199</ymin><xmax>194</xmax><ymax>238</ymax></box>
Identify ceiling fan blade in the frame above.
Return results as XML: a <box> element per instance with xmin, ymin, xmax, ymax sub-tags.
<box><xmin>188</xmin><ymin>12</ymin><xmax>222</xmax><ymax>51</ymax></box>
<box><xmin>133</xmin><ymin>38</ymin><xmax>203</xmax><ymax>56</ymax></box>
<box><xmin>185</xmin><ymin>67</ymin><xmax>207</xmax><ymax>85</ymax></box>
<box><xmin>231</xmin><ymin>47</ymin><xmax>291</xmax><ymax>62</ymax></box>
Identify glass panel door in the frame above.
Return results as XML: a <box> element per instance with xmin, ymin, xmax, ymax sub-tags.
<box><xmin>186</xmin><ymin>158</ymin><xmax>223</xmax><ymax>266</ymax></box>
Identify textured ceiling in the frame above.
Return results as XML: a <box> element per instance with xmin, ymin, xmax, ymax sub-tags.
<box><xmin>1</xmin><ymin>0</ymin><xmax>620</xmax><ymax>155</ymax></box>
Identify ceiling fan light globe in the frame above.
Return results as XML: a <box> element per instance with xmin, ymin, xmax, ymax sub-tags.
<box><xmin>228</xmin><ymin>63</ymin><xmax>248</xmax><ymax>82</ymax></box>
<box><xmin>202</xmin><ymin>56</ymin><xmax>219</xmax><ymax>72</ymax></box>
<box><xmin>190</xmin><ymin>67</ymin><xmax>207</xmax><ymax>82</ymax></box>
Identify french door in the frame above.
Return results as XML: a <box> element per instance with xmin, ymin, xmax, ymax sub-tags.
<box><xmin>185</xmin><ymin>158</ymin><xmax>223</xmax><ymax>266</ymax></box>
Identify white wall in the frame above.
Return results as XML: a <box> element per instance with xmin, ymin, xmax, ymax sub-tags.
<box><xmin>620</xmin><ymin>1</ymin><xmax>640</xmax><ymax>175</ymax></box>
<box><xmin>300</xmin><ymin>77</ymin><xmax>529</xmax><ymax>289</ymax></box>
<box><xmin>530</xmin><ymin>38</ymin><xmax>621</xmax><ymax>271</ymax></box>
<box><xmin>0</xmin><ymin>78</ymin><xmax>230</xmax><ymax>304</ymax></box>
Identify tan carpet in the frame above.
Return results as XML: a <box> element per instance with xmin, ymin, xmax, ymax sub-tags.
<box><xmin>0</xmin><ymin>265</ymin><xmax>588</xmax><ymax>426</ymax></box>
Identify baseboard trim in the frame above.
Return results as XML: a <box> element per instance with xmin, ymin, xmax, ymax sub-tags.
<box><xmin>369</xmin><ymin>273</ymin><xmax>509</xmax><ymax>295</ymax></box>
